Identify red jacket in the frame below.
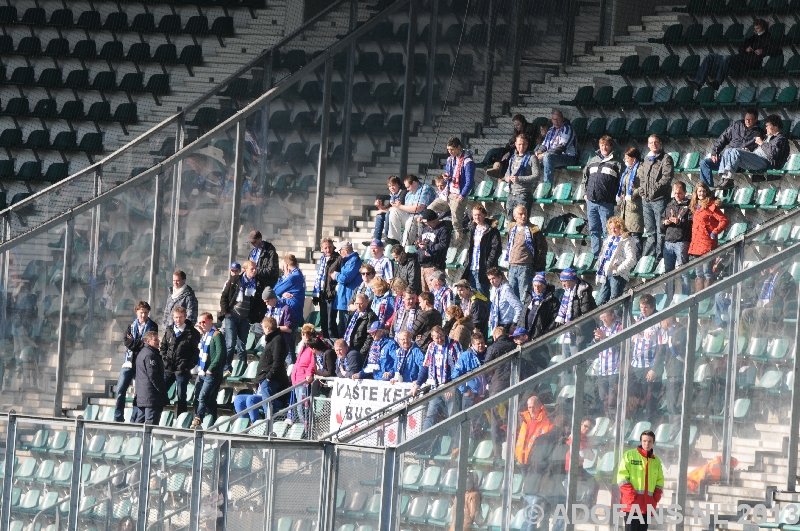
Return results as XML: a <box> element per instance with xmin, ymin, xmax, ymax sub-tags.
<box><xmin>688</xmin><ymin>202</ymin><xmax>729</xmax><ymax>257</ymax></box>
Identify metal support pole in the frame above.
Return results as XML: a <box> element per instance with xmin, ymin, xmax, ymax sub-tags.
<box><xmin>721</xmin><ymin>242</ymin><xmax>744</xmax><ymax>484</ymax></box>
<box><xmin>169</xmin><ymin>118</ymin><xmax>185</xmax><ymax>271</ymax></box>
<box><xmin>258</xmin><ymin>52</ymin><xmax>273</xmax><ymax>227</ymax></box>
<box><xmin>318</xmin><ymin>443</ymin><xmax>334</xmax><ymax>531</ymax></box>
<box><xmin>501</xmin><ymin>352</ymin><xmax>521</xmax><ymax>528</ymax></box>
<box><xmin>340</xmin><ymin>0</ymin><xmax>358</xmax><ymax>184</ymax></box>
<box><xmin>87</xmin><ymin>170</ymin><xmax>101</xmax><ymax>344</ymax></box>
<box><xmin>262</xmin><ymin>447</ymin><xmax>276</xmax><ymax>531</ymax></box>
<box><xmin>675</xmin><ymin>302</ymin><xmax>698</xmax><ymax>530</ymax></box>
<box><xmin>561</xmin><ymin>0</ymin><xmax>579</xmax><ymax>66</ymax></box>
<box><xmin>219</xmin><ymin>440</ymin><xmax>231</xmax><ymax>530</ymax></box>
<box><xmin>398</xmin><ymin>0</ymin><xmax>418</xmax><ymax>180</ymax></box>
<box><xmin>229</xmin><ymin>121</ymin><xmax>245</xmax><ymax>265</ymax></box>
<box><xmin>0</xmin><ymin>224</ymin><xmax>9</xmax><ymax>368</ymax></box>
<box><xmin>425</xmin><ymin>0</ymin><xmax>439</xmax><ymax>124</ymax></box>
<box><xmin>481</xmin><ymin>0</ymin><xmax>497</xmax><ymax>126</ymax></box>
<box><xmin>397</xmin><ymin>409</ymin><xmax>407</xmax><ymax>445</ymax></box>
<box><xmin>451</xmin><ymin>420</ymin><xmax>470</xmax><ymax>531</ymax></box>
<box><xmin>314</xmin><ymin>57</ymin><xmax>333</xmax><ymax>248</ymax></box>
<box><xmin>53</xmin><ymin>217</ymin><xmax>74</xmax><ymax>417</ymax></box>
<box><xmin>565</xmin><ymin>362</ymin><xmax>586</xmax><ymax>531</ymax></box>
<box><xmin>616</xmin><ymin>295</ymin><xmax>634</xmax><ymax>455</ymax></box>
<box><xmin>136</xmin><ymin>424</ymin><xmax>154</xmax><ymax>531</ymax></box>
<box><xmin>0</xmin><ymin>412</ymin><xmax>17</xmax><ymax>531</ymax></box>
<box><xmin>67</xmin><ymin>418</ymin><xmax>85</xmax><ymax>531</ymax></box>
<box><xmin>378</xmin><ymin>447</ymin><xmax>397</xmax><ymax>531</ymax></box>
<box><xmin>188</xmin><ymin>430</ymin><xmax>204</xmax><ymax>531</ymax></box>
<box><xmin>508</xmin><ymin>0</ymin><xmax>524</xmax><ymax>107</ymax></box>
<box><xmin>786</xmin><ymin>280</ymin><xmax>800</xmax><ymax>490</ymax></box>
<box><xmin>148</xmin><ymin>171</ymin><xmax>164</xmax><ymax>307</ymax></box>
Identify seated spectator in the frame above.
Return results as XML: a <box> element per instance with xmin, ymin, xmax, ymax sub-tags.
<box><xmin>415</xmin><ymin>291</ymin><xmax>444</xmax><ymax>350</ymax></box>
<box><xmin>343</xmin><ymin>293</ymin><xmax>378</xmax><ymax>356</ymax></box>
<box><xmin>413</xmin><ymin>325</ymin><xmax>462</xmax><ymax>428</ymax></box>
<box><xmin>391</xmin><ymin>245</ymin><xmax>421</xmax><ymax>293</ymax></box>
<box><xmin>515</xmin><ymin>395</ymin><xmax>553</xmax><ymax>466</ymax></box>
<box><xmin>334</xmin><ymin>338</ymin><xmax>364</xmax><ymax>378</ymax></box>
<box><xmin>454</xmin><ymin>279</ymin><xmax>490</xmax><ymax>335</ymax></box>
<box><xmin>443</xmin><ymin>304</ymin><xmax>474</xmax><ymax>348</ymax></box>
<box><xmin>584</xmin><ymin>135</ymin><xmax>623</xmax><ymax>256</ymax></box>
<box><xmin>593</xmin><ymin>309</ymin><xmax>623</xmax><ymax>419</ymax></box>
<box><xmin>686</xmin><ymin>19</ymin><xmax>779</xmax><ymax>92</ymax></box>
<box><xmin>452</xmin><ymin>332</ymin><xmax>486</xmax><ymax>410</ymax></box>
<box><xmin>688</xmin><ymin>183</ymin><xmax>729</xmax><ymax>291</ymax></box>
<box><xmin>388</xmin><ymin>174</ymin><xmax>436</xmax><ymax>246</ymax></box>
<box><xmin>487</xmin><ymin>267</ymin><xmax>523</xmax><ymax>333</ymax></box>
<box><xmin>662</xmin><ymin>182</ymin><xmax>693</xmax><ymax>297</ymax></box>
<box><xmin>535</xmin><ymin>110</ymin><xmax>578</xmax><ymax>184</ymax></box>
<box><xmin>741</xmin><ymin>265</ymin><xmax>795</xmax><ymax>334</ymax></box>
<box><xmin>348</xmin><ymin>264</ymin><xmax>376</xmax><ymax>312</ymax></box>
<box><xmin>505</xmin><ymin>205</ymin><xmax>548</xmax><ymax>302</ymax></box>
<box><xmin>617</xmin><ymin>147</ymin><xmax>644</xmax><ymax>258</ymax></box>
<box><xmin>595</xmin><ymin>217</ymin><xmax>638</xmax><ymax>306</ymax></box>
<box><xmin>462</xmin><ymin>204</ymin><xmax>501</xmax><ymax>297</ymax></box>
<box><xmin>554</xmin><ymin>268</ymin><xmax>597</xmax><ymax>357</ymax></box>
<box><xmin>416</xmin><ymin>209</ymin><xmax>452</xmax><ymax>292</ymax></box>
<box><xmin>431</xmin><ymin>137</ymin><xmax>474</xmax><ymax>245</ymax></box>
<box><xmin>429</xmin><ymin>270</ymin><xmax>454</xmax><ymax>316</ymax></box>
<box><xmin>368</xmin><ymin>240</ymin><xmax>394</xmax><ymax>279</ymax></box>
<box><xmin>433</xmin><ymin>175</ymin><xmax>449</xmax><ymax>210</ymax></box>
<box><xmin>716</xmin><ymin>114</ymin><xmax>789</xmax><ymax>187</ymax></box>
<box><xmin>309</xmin><ymin>338</ymin><xmax>337</xmax><ymax>380</ymax></box>
<box><xmin>699</xmin><ymin>110</ymin><xmax>762</xmax><ymax>190</ymax></box>
<box><xmin>390</xmin><ymin>329</ymin><xmax>425</xmax><ymax>384</ymax></box>
<box><xmin>364</xmin><ymin>175</ymin><xmax>406</xmax><ymax>246</ymax></box>
<box><xmin>502</xmin><ymin>133</ymin><xmax>541</xmax><ymax>221</ymax></box>
<box><xmin>655</xmin><ymin>315</ymin><xmax>686</xmax><ymax>435</ymax></box>
<box><xmin>355</xmin><ymin>322</ymin><xmax>397</xmax><ymax>380</ymax></box>
<box><xmin>486</xmin><ymin>114</ymin><xmax>539</xmax><ymax>178</ymax></box>
<box><xmin>518</xmin><ymin>272</ymin><xmax>559</xmax><ymax>340</ymax></box>
<box><xmin>369</xmin><ymin>277</ymin><xmax>395</xmax><ymax>327</ymax></box>
<box><xmin>629</xmin><ymin>294</ymin><xmax>663</xmax><ymax>425</ymax></box>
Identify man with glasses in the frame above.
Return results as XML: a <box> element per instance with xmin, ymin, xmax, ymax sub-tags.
<box><xmin>699</xmin><ymin>110</ymin><xmax>763</xmax><ymax>190</ymax></box>
<box><xmin>348</xmin><ymin>264</ymin><xmax>376</xmax><ymax>312</ymax></box>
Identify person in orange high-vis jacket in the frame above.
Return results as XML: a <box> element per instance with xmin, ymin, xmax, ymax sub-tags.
<box><xmin>616</xmin><ymin>430</ymin><xmax>664</xmax><ymax>531</ymax></box>
<box><xmin>514</xmin><ymin>396</ymin><xmax>552</xmax><ymax>465</ymax></box>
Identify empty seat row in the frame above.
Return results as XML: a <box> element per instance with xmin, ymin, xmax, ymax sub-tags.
<box><xmin>0</xmin><ymin>67</ymin><xmax>170</xmax><ymax>97</ymax></box>
<box><xmin>649</xmin><ymin>20</ymin><xmax>793</xmax><ymax>48</ymax></box>
<box><xmin>0</xmin><ymin>160</ymin><xmax>70</xmax><ymax>183</ymax></box>
<box><xmin>674</xmin><ymin>0</ymin><xmax>800</xmax><ymax>15</ymax></box>
<box><xmin>0</xmin><ymin>98</ymin><xmax>137</xmax><ymax>125</ymax></box>
<box><xmin>0</xmin><ymin>7</ymin><xmax>234</xmax><ymax>37</ymax></box>
<box><xmin>0</xmin><ymin>129</ymin><xmax>104</xmax><ymax>154</ymax></box>
<box><xmin>0</xmin><ymin>37</ymin><xmax>202</xmax><ymax>67</ymax></box>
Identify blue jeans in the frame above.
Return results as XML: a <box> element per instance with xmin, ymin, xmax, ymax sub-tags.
<box><xmin>506</xmin><ymin>193</ymin><xmax>533</xmax><ymax>222</ymax></box>
<box><xmin>595</xmin><ymin>275</ymin><xmax>627</xmax><ymax>306</ymax></box>
<box><xmin>508</xmin><ymin>264</ymin><xmax>534</xmax><ymax>303</ymax></box>
<box><xmin>663</xmin><ymin>241</ymin><xmax>691</xmax><ymax>296</ymax></box>
<box><xmin>290</xmin><ymin>384</ymin><xmax>310</xmax><ymax>425</ymax></box>
<box><xmin>586</xmin><ymin>200</ymin><xmax>615</xmax><ymax>255</ymax></box>
<box><xmin>195</xmin><ymin>373</ymin><xmax>222</xmax><ymax>421</ymax></box>
<box><xmin>629</xmin><ymin>232</ymin><xmax>642</xmax><ymax>259</ymax></box>
<box><xmin>114</xmin><ymin>366</ymin><xmax>139</xmax><ymax>422</ymax></box>
<box><xmin>694</xmin><ymin>53</ymin><xmax>731</xmax><ymax>85</ymax></box>
<box><xmin>714</xmin><ymin>293</ymin><xmax>731</xmax><ymax>326</ymax></box>
<box><xmin>699</xmin><ymin>156</ymin><xmax>720</xmax><ymax>187</ymax></box>
<box><xmin>467</xmin><ymin>270</ymin><xmax>489</xmax><ymax>297</ymax></box>
<box><xmin>336</xmin><ymin>309</ymin><xmax>350</xmax><ymax>338</ymax></box>
<box><xmin>542</xmin><ymin>153</ymin><xmax>576</xmax><ymax>184</ymax></box>
<box><xmin>233</xmin><ymin>379</ymin><xmax>286</xmax><ymax>424</ymax></box>
<box><xmin>224</xmin><ymin>316</ymin><xmax>250</xmax><ymax>372</ymax></box>
<box><xmin>164</xmin><ymin>372</ymin><xmax>190</xmax><ymax>415</ymax></box>
<box><xmin>423</xmin><ymin>394</ymin><xmax>455</xmax><ymax>430</ymax></box>
<box><xmin>692</xmin><ymin>255</ymin><xmax>716</xmax><ymax>280</ymax></box>
<box><xmin>719</xmin><ymin>147</ymin><xmax>769</xmax><ymax>177</ymax></box>
<box><xmin>642</xmin><ymin>199</ymin><xmax>666</xmax><ymax>260</ymax></box>
<box><xmin>372</xmin><ymin>212</ymin><xmax>388</xmax><ymax>240</ymax></box>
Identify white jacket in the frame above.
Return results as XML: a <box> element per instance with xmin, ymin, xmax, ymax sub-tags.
<box><xmin>596</xmin><ymin>235</ymin><xmax>637</xmax><ymax>282</ymax></box>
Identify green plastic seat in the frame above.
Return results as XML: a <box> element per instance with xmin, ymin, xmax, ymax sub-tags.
<box><xmin>492</xmin><ymin>182</ymin><xmax>509</xmax><ymax>202</ymax></box>
<box><xmin>636</xmin><ymin>56</ymin><xmax>660</xmax><ymax>77</ymax></box>
<box><xmin>687</xmin><ymin>119</ymin><xmax>709</xmax><ymax>139</ymax></box>
<box><xmin>762</xmin><ymin>86</ymin><xmax>798</xmax><ymax>108</ymax></box>
<box><xmin>730</xmin><ymin>187</ymin><xmax>755</xmax><ymax>208</ymax></box>
<box><xmin>677</xmin><ymin>152</ymin><xmax>701</xmax><ymax>172</ymax></box>
<box><xmin>702</xmin><ymin>86</ymin><xmax>735</xmax><ymax>108</ymax></box>
<box><xmin>574</xmin><ymin>252</ymin><xmax>595</xmax><ymax>274</ymax></box>
<box><xmin>472</xmin><ymin>179</ymin><xmax>494</xmax><ymax>201</ymax></box>
<box><xmin>612</xmin><ymin>86</ymin><xmax>634</xmax><ymax>107</ymax></box>
<box><xmin>559</xmin><ymin>85</ymin><xmax>593</xmax><ymax>106</ymax></box>
<box><xmin>589</xmin><ymin>86</ymin><xmax>614</xmax><ymax>107</ymax></box>
<box><xmin>625</xmin><ymin>118</ymin><xmax>647</xmax><ymax>141</ymax></box>
<box><xmin>605</xmin><ymin>117</ymin><xmax>627</xmax><ymax>138</ymax></box>
<box><xmin>533</xmin><ymin>182</ymin><xmax>552</xmax><ymax>202</ymax></box>
<box><xmin>565</xmin><ymin>151</ymin><xmax>592</xmax><ymax>171</ymax></box>
<box><xmin>648</xmin><ymin>24</ymin><xmax>683</xmax><ymax>44</ymax></box>
<box><xmin>630</xmin><ymin>256</ymin><xmax>655</xmax><ymax>278</ymax></box>
<box><xmin>585</xmin><ymin>117</ymin><xmax>607</xmax><ymax>140</ymax></box>
<box><xmin>605</xmin><ymin>55</ymin><xmax>639</xmax><ymax>76</ymax></box>
<box><xmin>468</xmin><ymin>440</ymin><xmax>494</xmax><ymax>464</ymax></box>
<box><xmin>552</xmin><ymin>252</ymin><xmax>575</xmax><ymax>271</ymax></box>
<box><xmin>707</xmin><ymin>119</ymin><xmax>730</xmax><ymax>138</ymax></box>
<box><xmin>666</xmin><ymin>119</ymin><xmax>688</xmax><ymax>139</ymax></box>
<box><xmin>539</xmin><ymin>182</ymin><xmax>571</xmax><ymax>204</ymax></box>
<box><xmin>751</xmin><ymin>188</ymin><xmax>776</xmax><ymax>209</ymax></box>
<box><xmin>719</xmin><ymin>222</ymin><xmax>747</xmax><ymax>243</ymax></box>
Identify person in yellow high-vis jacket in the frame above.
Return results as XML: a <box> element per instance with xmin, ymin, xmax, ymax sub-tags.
<box><xmin>616</xmin><ymin>430</ymin><xmax>664</xmax><ymax>531</ymax></box>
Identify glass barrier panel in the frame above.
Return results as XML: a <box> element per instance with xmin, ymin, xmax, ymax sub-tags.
<box><xmin>198</xmin><ymin>434</ymin><xmax>224</xmax><ymax>531</ymax></box>
<box><xmin>333</xmin><ymin>447</ymin><xmax>383</xmax><ymax>529</ymax></box>
<box><xmin>147</xmin><ymin>428</ymin><xmax>196</xmax><ymax>530</ymax></box>
<box><xmin>269</xmin><ymin>445</ymin><xmax>325</xmax><ymax>530</ymax></box>
<box><xmin>225</xmin><ymin>440</ymin><xmax>274</xmax><ymax>531</ymax></box>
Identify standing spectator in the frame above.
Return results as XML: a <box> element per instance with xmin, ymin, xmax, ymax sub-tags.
<box><xmin>116</xmin><ymin>301</ymin><xmax>158</xmax><ymax>423</ymax></box>
<box><xmin>595</xmin><ymin>217</ymin><xmax>638</xmax><ymax>306</ymax></box>
<box><xmin>716</xmin><ymin>114</ymin><xmax>790</xmax><ymax>186</ymax></box>
<box><xmin>487</xmin><ymin>267</ymin><xmax>523</xmax><ymax>334</ymax></box>
<box><xmin>593</xmin><ymin>309</ymin><xmax>623</xmax><ymax>419</ymax></box>
<box><xmin>688</xmin><ymin>183</ymin><xmax>729</xmax><ymax>292</ymax></box>
<box><xmin>413</xmin><ymin>326</ymin><xmax>462</xmax><ymax>429</ymax></box>
<box><xmin>390</xmin><ymin>330</ymin><xmax>425</xmax><ymax>384</ymax></box>
<box><xmin>335</xmin><ymin>339</ymin><xmax>364</xmax><ymax>378</ymax></box>
<box><xmin>662</xmin><ymin>182</ymin><xmax>693</xmax><ymax>297</ymax></box>
<box><xmin>348</xmin><ymin>264</ymin><xmax>376</xmax><ymax>312</ymax></box>
<box><xmin>535</xmin><ymin>110</ymin><xmax>578</xmax><ymax>184</ymax></box>
<box><xmin>247</xmin><ymin>230</ymin><xmax>280</xmax><ymax>287</ymax></box>
<box><xmin>454</xmin><ymin>279</ymin><xmax>490</xmax><ymax>336</ymax></box>
<box><xmin>289</xmin><ymin>323</ymin><xmax>317</xmax><ymax>427</ymax></box>
<box><xmin>416</xmin><ymin>209</ymin><xmax>452</xmax><ymax>292</ymax></box>
<box><xmin>369</xmin><ymin>277</ymin><xmax>395</xmax><ymax>327</ymax></box>
<box><xmin>443</xmin><ymin>305</ymin><xmax>474</xmax><ymax>349</ymax></box>
<box><xmin>332</xmin><ymin>241</ymin><xmax>362</xmax><ymax>338</ymax></box>
<box><xmin>391</xmin><ymin>245</ymin><xmax>422</xmax><ymax>293</ymax></box>
<box><xmin>132</xmin><ymin>331</ymin><xmax>168</xmax><ymax>424</ymax></box>
<box><xmin>515</xmin><ymin>395</ymin><xmax>553</xmax><ymax>466</ymax></box>
<box><xmin>364</xmin><ymin>175</ymin><xmax>407</xmax><ymax>245</ymax></box>
<box><xmin>450</xmin><ymin>332</ymin><xmax>484</xmax><ymax>410</ymax></box>
<box><xmin>655</xmin><ymin>315</ymin><xmax>686</xmax><ymax>435</ymax></box>
<box><xmin>274</xmin><ymin>254</ymin><xmax>306</xmax><ymax>324</ymax></box>
<box><xmin>368</xmin><ymin>240</ymin><xmax>394</xmax><ymax>279</ymax></box>
<box><xmin>486</xmin><ymin>114</ymin><xmax>539</xmax><ymax>178</ymax></box>
<box><xmin>629</xmin><ymin>294</ymin><xmax>664</xmax><ymax>426</ymax></box>
<box><xmin>160</xmin><ymin>306</ymin><xmax>201</xmax><ymax>416</ymax></box>
<box><xmin>502</xmin><ymin>133</ymin><xmax>540</xmax><ymax>221</ymax></box>
<box><xmin>432</xmin><ymin>137</ymin><xmax>474</xmax><ymax>245</ymax></box>
<box><xmin>162</xmin><ymin>270</ymin><xmax>198</xmax><ymax>328</ymax></box>
<box><xmin>521</xmin><ymin>415</ymin><xmax>570</xmax><ymax>531</ymax></box>
<box><xmin>429</xmin><ymin>271</ymin><xmax>455</xmax><ymax>316</ymax></box>
<box><xmin>616</xmin><ymin>430</ymin><xmax>664</xmax><ymax>531</ymax></box>
<box><xmin>191</xmin><ymin>312</ymin><xmax>226</xmax><ymax>427</ymax></box>
<box><xmin>686</xmin><ymin>19</ymin><xmax>778</xmax><ymax>92</ymax></box>
<box><xmin>387</xmin><ymin>174</ymin><xmax>436</xmax><ymax>246</ymax></box>
<box><xmin>584</xmin><ymin>135</ymin><xmax>623</xmax><ymax>256</ymax></box>
<box><xmin>356</xmin><ymin>323</ymin><xmax>397</xmax><ymax>380</ymax></box>
<box><xmin>518</xmin><ymin>272</ymin><xmax>559</xmax><ymax>340</ymax></box>
<box><xmin>554</xmin><ymin>269</ymin><xmax>597</xmax><ymax>357</ymax></box>
<box><xmin>617</xmin><ymin>147</ymin><xmax>644</xmax><ymax>258</ymax></box>
<box><xmin>220</xmin><ymin>260</ymin><xmax>265</xmax><ymax>374</ymax></box>
<box><xmin>343</xmin><ymin>293</ymin><xmax>378</xmax><ymax>356</ymax></box>
<box><xmin>698</xmin><ymin>110</ymin><xmax>762</xmax><ymax>190</ymax></box>
<box><xmin>262</xmin><ymin>287</ymin><xmax>295</xmax><ymax>359</ymax></box>
<box><xmin>312</xmin><ymin>238</ymin><xmax>341</xmax><ymax>339</ymax></box>
<box><xmin>485</xmin><ymin>326</ymin><xmax>517</xmax><ymax>455</ymax></box>
<box><xmin>462</xmin><ymin>204</ymin><xmax>501</xmax><ymax>296</ymax></box>
<box><xmin>506</xmin><ymin>205</ymin><xmax>548</xmax><ymax>301</ymax></box>
<box><xmin>639</xmin><ymin>135</ymin><xmax>674</xmax><ymax>262</ymax></box>
<box><xmin>415</xmin><ymin>291</ymin><xmax>444</xmax><ymax>351</ymax></box>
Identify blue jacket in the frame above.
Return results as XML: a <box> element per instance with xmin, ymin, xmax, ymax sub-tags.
<box><xmin>274</xmin><ymin>268</ymin><xmax>307</xmax><ymax>322</ymax></box>
<box><xmin>335</xmin><ymin>252</ymin><xmax>363</xmax><ymax>311</ymax></box>
<box><xmin>444</xmin><ymin>149</ymin><xmax>475</xmax><ymax>198</ymax></box>
<box><xmin>451</xmin><ymin>347</ymin><xmax>484</xmax><ymax>395</ymax></box>
<box><xmin>395</xmin><ymin>344</ymin><xmax>425</xmax><ymax>383</ymax></box>
<box><xmin>491</xmin><ymin>282</ymin><xmax>523</xmax><ymax>327</ymax></box>
<box><xmin>359</xmin><ymin>336</ymin><xmax>398</xmax><ymax>380</ymax></box>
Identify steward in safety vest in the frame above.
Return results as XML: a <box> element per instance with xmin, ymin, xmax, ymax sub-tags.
<box><xmin>616</xmin><ymin>430</ymin><xmax>664</xmax><ymax>531</ymax></box>
<box><xmin>514</xmin><ymin>395</ymin><xmax>552</xmax><ymax>465</ymax></box>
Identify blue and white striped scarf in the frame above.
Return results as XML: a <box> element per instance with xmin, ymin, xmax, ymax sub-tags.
<box><xmin>313</xmin><ymin>254</ymin><xmax>328</xmax><ymax>295</ymax></box>
<box><xmin>505</xmin><ymin>224</ymin><xmax>536</xmax><ymax>262</ymax></box>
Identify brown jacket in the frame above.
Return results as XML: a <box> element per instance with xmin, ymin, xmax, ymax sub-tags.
<box><xmin>448</xmin><ymin>317</ymin><xmax>474</xmax><ymax>349</ymax></box>
<box><xmin>449</xmin><ymin>491</ymin><xmax>481</xmax><ymax>531</ymax></box>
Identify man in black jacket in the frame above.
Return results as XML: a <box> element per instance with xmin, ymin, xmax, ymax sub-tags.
<box><xmin>698</xmin><ymin>110</ymin><xmax>762</xmax><ymax>189</ymax></box>
<box><xmin>160</xmin><ymin>306</ymin><xmax>201</xmax><ymax>415</ymax></box>
<box><xmin>247</xmin><ymin>230</ymin><xmax>280</xmax><ymax>287</ymax></box>
<box><xmin>554</xmin><ymin>269</ymin><xmax>597</xmax><ymax>358</ymax></box>
<box><xmin>416</xmin><ymin>209</ymin><xmax>452</xmax><ymax>292</ymax></box>
<box><xmin>583</xmin><ymin>136</ymin><xmax>624</xmax><ymax>256</ymax></box>
<box><xmin>391</xmin><ymin>245</ymin><xmax>421</xmax><ymax>293</ymax></box>
<box><xmin>461</xmin><ymin>204</ymin><xmax>501</xmax><ymax>296</ymax></box>
<box><xmin>220</xmin><ymin>259</ymin><xmax>265</xmax><ymax>375</ymax></box>
<box><xmin>687</xmin><ymin>19</ymin><xmax>779</xmax><ymax>91</ymax></box>
<box><xmin>253</xmin><ymin>316</ymin><xmax>291</xmax><ymax>409</ymax></box>
<box><xmin>414</xmin><ymin>291</ymin><xmax>443</xmax><ymax>351</ymax></box>
<box><xmin>454</xmin><ymin>279</ymin><xmax>490</xmax><ymax>335</ymax></box>
<box><xmin>334</xmin><ymin>338</ymin><xmax>364</xmax><ymax>378</ymax></box>
<box><xmin>518</xmin><ymin>273</ymin><xmax>559</xmax><ymax>341</ymax></box>
<box><xmin>133</xmin><ymin>331</ymin><xmax>168</xmax><ymax>424</ymax></box>
<box><xmin>717</xmin><ymin>114</ymin><xmax>790</xmax><ymax>186</ymax></box>
<box><xmin>343</xmin><ymin>293</ymin><xmax>378</xmax><ymax>356</ymax></box>
<box><xmin>312</xmin><ymin>238</ymin><xmax>341</xmax><ymax>339</ymax></box>
<box><xmin>661</xmin><ymin>182</ymin><xmax>693</xmax><ymax>298</ymax></box>
<box><xmin>484</xmin><ymin>326</ymin><xmax>518</xmax><ymax>458</ymax></box>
